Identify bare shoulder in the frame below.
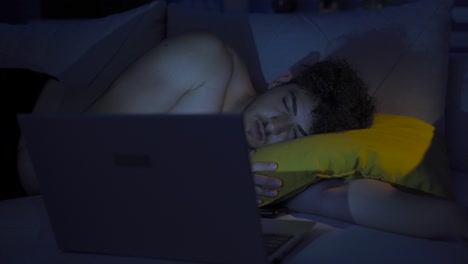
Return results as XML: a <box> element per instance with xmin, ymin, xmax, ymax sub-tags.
<box><xmin>88</xmin><ymin>31</ymin><xmax>241</xmax><ymax>113</ymax></box>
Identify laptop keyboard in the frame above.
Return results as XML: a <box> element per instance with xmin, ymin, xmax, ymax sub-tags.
<box><xmin>264</xmin><ymin>234</ymin><xmax>293</xmax><ymax>256</ymax></box>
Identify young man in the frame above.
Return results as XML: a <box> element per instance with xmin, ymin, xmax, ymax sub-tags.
<box><xmin>87</xmin><ymin>32</ymin><xmax>468</xmax><ymax>242</ymax></box>
<box><xmin>23</xmin><ymin>32</ymin><xmax>468</xmax><ymax>241</ymax></box>
<box><xmin>87</xmin><ymin>31</ymin><xmax>375</xmax><ymax>203</ymax></box>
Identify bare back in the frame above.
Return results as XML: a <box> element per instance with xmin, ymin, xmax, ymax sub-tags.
<box><xmin>87</xmin><ymin>32</ymin><xmax>256</xmax><ymax>114</ymax></box>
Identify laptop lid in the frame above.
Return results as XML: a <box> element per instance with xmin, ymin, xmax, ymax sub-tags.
<box><xmin>18</xmin><ymin>113</ymin><xmax>269</xmax><ymax>263</ymax></box>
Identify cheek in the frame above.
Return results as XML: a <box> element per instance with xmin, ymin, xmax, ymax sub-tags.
<box><xmin>250</xmin><ymin>98</ymin><xmax>282</xmax><ymax>117</ymax></box>
<box><xmin>265</xmin><ymin>133</ymin><xmax>290</xmax><ymax>146</ymax></box>
<box><xmin>245</xmin><ymin>102</ymin><xmax>267</xmax><ymax>117</ymax></box>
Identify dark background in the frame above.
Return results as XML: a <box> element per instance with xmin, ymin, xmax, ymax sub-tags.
<box><xmin>0</xmin><ymin>0</ymin><xmax>152</xmax><ymax>22</ymax></box>
<box><xmin>1</xmin><ymin>69</ymin><xmax>54</xmax><ymax>200</ymax></box>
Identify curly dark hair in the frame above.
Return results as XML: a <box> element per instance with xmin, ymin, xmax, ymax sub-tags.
<box><xmin>286</xmin><ymin>59</ymin><xmax>375</xmax><ymax>134</ymax></box>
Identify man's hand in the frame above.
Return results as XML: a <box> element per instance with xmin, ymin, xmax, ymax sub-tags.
<box><xmin>252</xmin><ymin>162</ymin><xmax>282</xmax><ymax>204</ymax></box>
<box><xmin>249</xmin><ymin>150</ymin><xmax>282</xmax><ymax>205</ymax></box>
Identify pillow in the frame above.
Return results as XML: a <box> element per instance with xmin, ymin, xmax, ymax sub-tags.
<box><xmin>0</xmin><ymin>1</ymin><xmax>158</xmax><ymax>77</ymax></box>
<box><xmin>251</xmin><ymin>113</ymin><xmax>453</xmax><ymax>207</ymax></box>
<box><xmin>58</xmin><ymin>0</ymin><xmax>166</xmax><ymax>112</ymax></box>
<box><xmin>167</xmin><ymin>0</ymin><xmax>451</xmax><ymax>129</ymax></box>
<box><xmin>249</xmin><ymin>0</ymin><xmax>452</xmax><ymax>131</ymax></box>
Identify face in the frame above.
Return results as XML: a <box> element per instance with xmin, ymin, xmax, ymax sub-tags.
<box><xmin>243</xmin><ymin>84</ymin><xmax>318</xmax><ymax>149</ymax></box>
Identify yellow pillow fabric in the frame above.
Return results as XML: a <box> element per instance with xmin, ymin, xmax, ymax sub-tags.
<box><xmin>251</xmin><ymin>113</ymin><xmax>452</xmax><ymax>207</ymax></box>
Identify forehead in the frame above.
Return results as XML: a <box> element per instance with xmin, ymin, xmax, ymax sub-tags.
<box><xmin>274</xmin><ymin>84</ymin><xmax>317</xmax><ymax>129</ymax></box>
<box><xmin>265</xmin><ymin>83</ymin><xmax>311</xmax><ymax>99</ymax></box>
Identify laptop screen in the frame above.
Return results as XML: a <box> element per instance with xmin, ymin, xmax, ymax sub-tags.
<box><xmin>18</xmin><ymin>113</ymin><xmax>269</xmax><ymax>263</ymax></box>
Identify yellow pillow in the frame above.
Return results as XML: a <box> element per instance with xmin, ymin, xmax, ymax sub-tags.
<box><xmin>251</xmin><ymin>113</ymin><xmax>453</xmax><ymax>207</ymax></box>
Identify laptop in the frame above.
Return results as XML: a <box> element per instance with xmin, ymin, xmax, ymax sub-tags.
<box><xmin>17</xmin><ymin>113</ymin><xmax>315</xmax><ymax>264</ymax></box>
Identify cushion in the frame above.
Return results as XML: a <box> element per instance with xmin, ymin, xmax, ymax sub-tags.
<box><xmin>58</xmin><ymin>0</ymin><xmax>166</xmax><ymax>112</ymax></box>
<box><xmin>249</xmin><ymin>0</ymin><xmax>452</xmax><ymax>130</ymax></box>
<box><xmin>0</xmin><ymin>1</ymin><xmax>159</xmax><ymax>76</ymax></box>
<box><xmin>251</xmin><ymin>114</ymin><xmax>452</xmax><ymax>207</ymax></box>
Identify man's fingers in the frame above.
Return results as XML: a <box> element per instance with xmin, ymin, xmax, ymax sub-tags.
<box><xmin>251</xmin><ymin>162</ymin><xmax>277</xmax><ymax>172</ymax></box>
<box><xmin>251</xmin><ymin>164</ymin><xmax>281</xmax><ymax>203</ymax></box>
<box><xmin>255</xmin><ymin>185</ymin><xmax>279</xmax><ymax>198</ymax></box>
<box><xmin>254</xmin><ymin>174</ymin><xmax>282</xmax><ymax>188</ymax></box>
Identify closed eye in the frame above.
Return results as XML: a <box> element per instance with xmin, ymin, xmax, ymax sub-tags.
<box><xmin>282</xmin><ymin>97</ymin><xmax>290</xmax><ymax>112</ymax></box>
<box><xmin>298</xmin><ymin>125</ymin><xmax>307</xmax><ymax>137</ymax></box>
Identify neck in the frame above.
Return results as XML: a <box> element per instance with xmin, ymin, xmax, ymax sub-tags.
<box><xmin>222</xmin><ymin>94</ymin><xmax>256</xmax><ymax>113</ymax></box>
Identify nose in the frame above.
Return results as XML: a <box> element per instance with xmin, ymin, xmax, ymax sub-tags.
<box><xmin>265</xmin><ymin>114</ymin><xmax>294</xmax><ymax>136</ymax></box>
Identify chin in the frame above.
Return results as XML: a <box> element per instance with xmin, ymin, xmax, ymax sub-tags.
<box><xmin>247</xmin><ymin>138</ymin><xmax>261</xmax><ymax>149</ymax></box>
<box><xmin>247</xmin><ymin>140</ymin><xmax>257</xmax><ymax>149</ymax></box>
<box><xmin>252</xmin><ymin>141</ymin><xmax>264</xmax><ymax>149</ymax></box>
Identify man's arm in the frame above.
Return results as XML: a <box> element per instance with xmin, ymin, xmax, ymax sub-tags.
<box><xmin>286</xmin><ymin>178</ymin><xmax>468</xmax><ymax>241</ymax></box>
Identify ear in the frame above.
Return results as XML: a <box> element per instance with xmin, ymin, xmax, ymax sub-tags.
<box><xmin>268</xmin><ymin>70</ymin><xmax>293</xmax><ymax>89</ymax></box>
